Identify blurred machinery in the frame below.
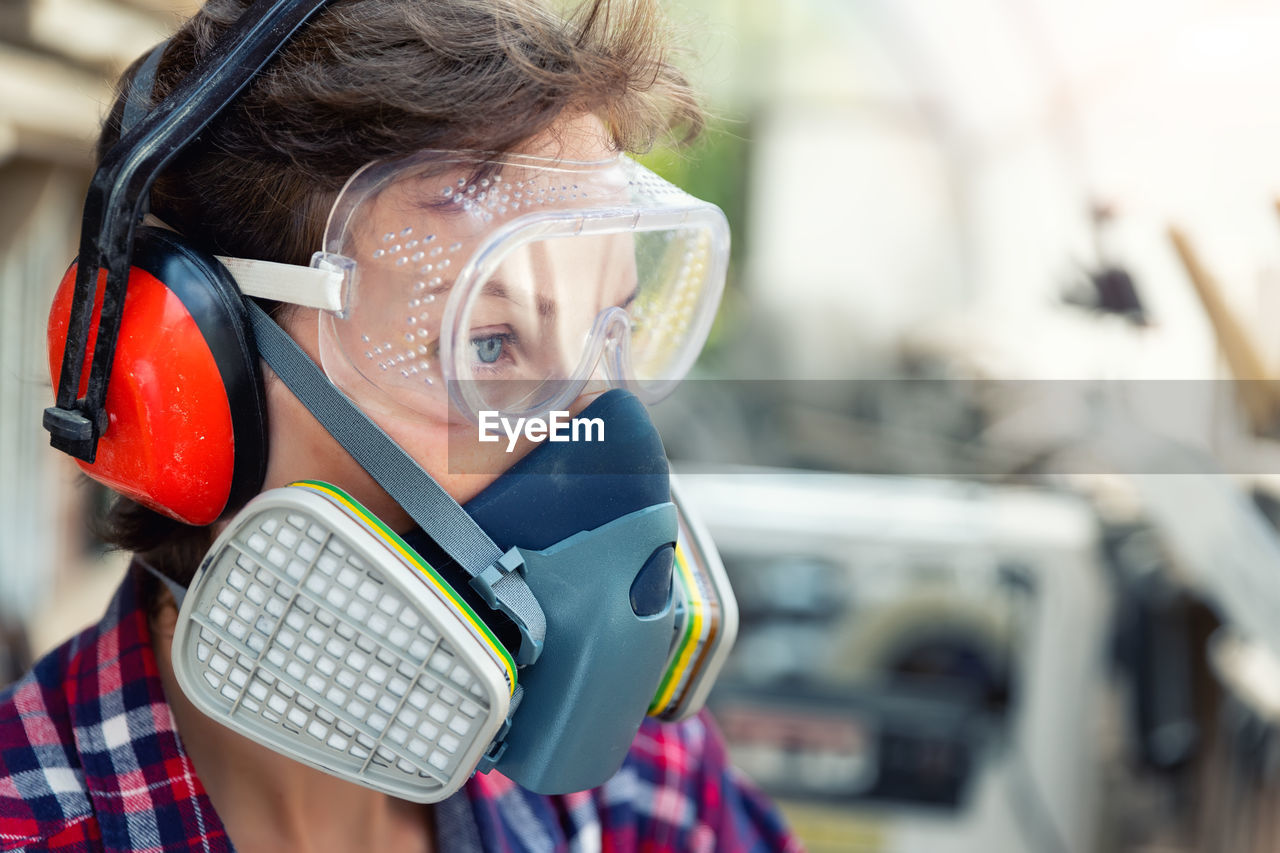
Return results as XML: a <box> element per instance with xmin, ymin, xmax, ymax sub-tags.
<box><xmin>1199</xmin><ymin>630</ymin><xmax>1280</xmax><ymax>853</ymax></box>
<box><xmin>676</xmin><ymin>468</ymin><xmax>1107</xmax><ymax>853</ymax></box>
<box><xmin>1061</xmin><ymin>203</ymin><xmax>1149</xmax><ymax>329</ymax></box>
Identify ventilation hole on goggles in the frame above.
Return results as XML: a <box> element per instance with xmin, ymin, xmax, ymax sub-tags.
<box><xmin>418</xmin><ymin>313</ymin><xmax>429</xmax><ymax>322</ymax></box>
<box><xmin>395</xmin><ymin>257</ymin><xmax>408</xmax><ymax>267</ymax></box>
<box><xmin>442</xmin><ymin>187</ymin><xmax>453</xmax><ymax>197</ymax></box>
<box><xmin>439</xmin><ymin>259</ymin><xmax>451</xmax><ymax>269</ymax></box>
<box><xmin>449</xmin><ymin>242</ymin><xmax>462</xmax><ymax>253</ymax></box>
<box><xmin>382</xmin><ymin>233</ymin><xmax>394</xmax><ymax>242</ymax></box>
<box><xmin>424</xmin><ymin>291</ymin><xmax>437</xmax><ymax>300</ymax></box>
<box><xmin>411</xmin><ymin>251</ymin><xmax>425</xmax><ymax>262</ymax></box>
<box><xmin>414</xmin><ymin>279</ymin><xmax>426</xmax><ymax>289</ymax></box>
<box><xmin>429</xmin><ymin>246</ymin><xmax>442</xmax><ymax>257</ymax></box>
<box><xmin>372</xmin><ymin>249</ymin><xmax>385</xmax><ymax>259</ymax></box>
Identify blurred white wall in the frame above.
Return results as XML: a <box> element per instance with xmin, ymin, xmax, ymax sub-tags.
<box><xmin>688</xmin><ymin>0</ymin><xmax>1280</xmax><ymax>385</ymax></box>
<box><xmin>0</xmin><ymin>0</ymin><xmax>190</xmax><ymax>636</ymax></box>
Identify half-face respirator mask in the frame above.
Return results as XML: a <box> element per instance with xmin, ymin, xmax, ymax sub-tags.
<box><xmin>42</xmin><ymin>0</ymin><xmax>737</xmax><ymax>803</ymax></box>
<box><xmin>161</xmin><ymin>389</ymin><xmax>737</xmax><ymax>802</ymax></box>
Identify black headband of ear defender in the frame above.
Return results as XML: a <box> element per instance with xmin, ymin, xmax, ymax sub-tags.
<box><xmin>44</xmin><ymin>0</ymin><xmax>333</xmax><ymax>464</ymax></box>
<box><xmin>44</xmin><ymin>0</ymin><xmax>549</xmax><ymax>667</ymax></box>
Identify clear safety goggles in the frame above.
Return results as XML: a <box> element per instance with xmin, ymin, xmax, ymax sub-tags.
<box><xmin>277</xmin><ymin>150</ymin><xmax>731</xmax><ymax>422</ymax></box>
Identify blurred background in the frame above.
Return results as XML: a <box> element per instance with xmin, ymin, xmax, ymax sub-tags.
<box><xmin>10</xmin><ymin>0</ymin><xmax>1280</xmax><ymax>850</ymax></box>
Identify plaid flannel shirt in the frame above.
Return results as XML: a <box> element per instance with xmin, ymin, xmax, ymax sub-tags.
<box><xmin>0</xmin><ymin>569</ymin><xmax>801</xmax><ymax>852</ymax></box>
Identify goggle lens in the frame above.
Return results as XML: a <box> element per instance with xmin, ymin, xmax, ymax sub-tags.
<box><xmin>452</xmin><ymin>222</ymin><xmax>723</xmax><ymax>418</ymax></box>
<box><xmin>317</xmin><ymin>152</ymin><xmax>729</xmax><ymax>422</ymax></box>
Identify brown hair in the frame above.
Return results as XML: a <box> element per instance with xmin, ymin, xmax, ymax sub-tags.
<box><xmin>94</xmin><ymin>0</ymin><xmax>703</xmax><ymax>585</ymax></box>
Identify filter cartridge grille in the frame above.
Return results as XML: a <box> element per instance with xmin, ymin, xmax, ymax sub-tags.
<box><xmin>173</xmin><ymin>490</ymin><xmax>509</xmax><ymax>802</ymax></box>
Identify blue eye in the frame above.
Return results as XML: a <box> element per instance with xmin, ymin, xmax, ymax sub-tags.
<box><xmin>472</xmin><ymin>334</ymin><xmax>506</xmax><ymax>364</ymax></box>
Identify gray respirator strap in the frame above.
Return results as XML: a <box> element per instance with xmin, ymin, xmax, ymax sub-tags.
<box><xmin>138</xmin><ymin>558</ymin><xmax>188</xmax><ymax>608</ymax></box>
<box><xmin>246</xmin><ymin>301</ymin><xmax>546</xmax><ymax>664</ymax></box>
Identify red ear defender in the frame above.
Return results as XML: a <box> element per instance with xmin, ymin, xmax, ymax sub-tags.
<box><xmin>46</xmin><ymin>226</ymin><xmax>268</xmax><ymax>525</ymax></box>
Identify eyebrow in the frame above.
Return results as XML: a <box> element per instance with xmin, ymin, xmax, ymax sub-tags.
<box><xmin>482</xmin><ymin>278</ymin><xmax>557</xmax><ymax>320</ymax></box>
<box><xmin>480</xmin><ymin>279</ymin><xmax>639</xmax><ymax>319</ymax></box>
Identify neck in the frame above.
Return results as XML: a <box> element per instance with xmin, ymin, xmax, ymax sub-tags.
<box><xmin>150</xmin><ymin>601</ymin><xmax>435</xmax><ymax>853</ymax></box>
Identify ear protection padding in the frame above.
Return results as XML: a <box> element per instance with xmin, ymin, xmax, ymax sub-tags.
<box><xmin>46</xmin><ymin>226</ymin><xmax>268</xmax><ymax>525</ymax></box>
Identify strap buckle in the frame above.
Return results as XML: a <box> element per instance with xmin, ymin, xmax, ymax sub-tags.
<box><xmin>470</xmin><ymin>548</ymin><xmax>545</xmax><ymax>666</ymax></box>
<box><xmin>43</xmin><ymin>403</ymin><xmax>107</xmax><ymax>462</ymax></box>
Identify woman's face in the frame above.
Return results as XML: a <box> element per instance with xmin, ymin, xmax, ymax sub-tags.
<box><xmin>262</xmin><ymin>113</ymin><xmax>621</xmax><ymax>530</ymax></box>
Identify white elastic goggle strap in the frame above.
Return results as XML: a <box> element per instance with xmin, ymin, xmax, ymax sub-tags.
<box><xmin>139</xmin><ymin>215</ymin><xmax>345</xmax><ymax>312</ymax></box>
<box><xmin>217</xmin><ymin>255</ymin><xmax>345</xmax><ymax>312</ymax></box>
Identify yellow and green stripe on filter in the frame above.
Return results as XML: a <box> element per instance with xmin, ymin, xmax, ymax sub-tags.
<box><xmin>290</xmin><ymin>480</ymin><xmax>517</xmax><ymax>695</ymax></box>
<box><xmin>649</xmin><ymin>540</ymin><xmax>713</xmax><ymax>717</ymax></box>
